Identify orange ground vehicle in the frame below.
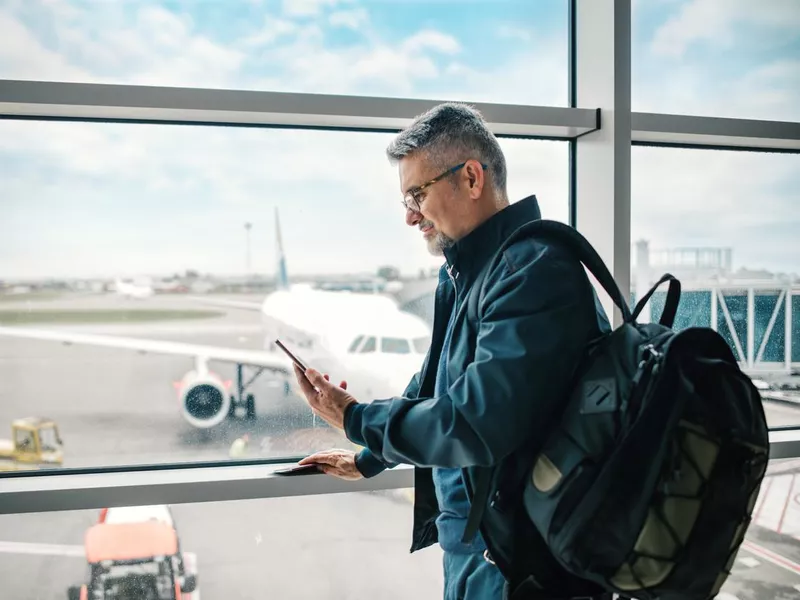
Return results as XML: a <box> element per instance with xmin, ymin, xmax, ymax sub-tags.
<box><xmin>67</xmin><ymin>521</ymin><xmax>197</xmax><ymax>600</ymax></box>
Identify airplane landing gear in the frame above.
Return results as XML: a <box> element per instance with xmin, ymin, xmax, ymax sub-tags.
<box><xmin>229</xmin><ymin>364</ymin><xmax>269</xmax><ymax>420</ymax></box>
<box><xmin>245</xmin><ymin>394</ymin><xmax>256</xmax><ymax>420</ymax></box>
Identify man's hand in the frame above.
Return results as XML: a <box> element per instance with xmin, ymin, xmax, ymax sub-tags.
<box><xmin>293</xmin><ymin>364</ymin><xmax>358</xmax><ymax>430</ymax></box>
<box><xmin>299</xmin><ymin>449</ymin><xmax>363</xmax><ymax>481</ymax></box>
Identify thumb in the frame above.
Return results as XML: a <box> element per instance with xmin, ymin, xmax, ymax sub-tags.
<box><xmin>304</xmin><ymin>368</ymin><xmax>330</xmax><ymax>388</ymax></box>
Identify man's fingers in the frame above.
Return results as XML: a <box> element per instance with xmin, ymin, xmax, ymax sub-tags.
<box><xmin>323</xmin><ymin>374</ymin><xmax>330</xmax><ymax>381</ymax></box>
<box><xmin>299</xmin><ymin>453</ymin><xmax>335</xmax><ymax>467</ymax></box>
<box><xmin>339</xmin><ymin>380</ymin><xmax>348</xmax><ymax>390</ymax></box>
<box><xmin>293</xmin><ymin>364</ymin><xmax>316</xmax><ymax>397</ymax></box>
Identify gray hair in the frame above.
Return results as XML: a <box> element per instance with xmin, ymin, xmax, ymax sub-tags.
<box><xmin>386</xmin><ymin>102</ymin><xmax>508</xmax><ymax>200</ymax></box>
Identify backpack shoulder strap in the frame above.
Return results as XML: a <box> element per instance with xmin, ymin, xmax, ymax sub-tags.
<box><xmin>461</xmin><ymin>219</ymin><xmax>637</xmax><ymax>545</ymax></box>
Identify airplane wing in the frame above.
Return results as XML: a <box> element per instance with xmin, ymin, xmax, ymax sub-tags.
<box><xmin>0</xmin><ymin>326</ymin><xmax>293</xmax><ymax>372</ymax></box>
<box><xmin>185</xmin><ymin>297</ymin><xmax>264</xmax><ymax>312</ymax></box>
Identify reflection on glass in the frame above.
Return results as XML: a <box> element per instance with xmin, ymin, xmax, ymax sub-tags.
<box><xmin>0</xmin><ymin>121</ymin><xmax>566</xmax><ymax>469</ymax></box>
<box><xmin>632</xmin><ymin>148</ymin><xmax>800</xmax><ymax>427</ymax></box>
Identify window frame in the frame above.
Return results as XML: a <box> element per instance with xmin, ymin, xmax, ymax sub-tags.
<box><xmin>1</xmin><ymin>0</ymin><xmax>800</xmax><ymax>513</ymax></box>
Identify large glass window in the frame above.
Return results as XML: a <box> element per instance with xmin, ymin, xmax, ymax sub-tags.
<box><xmin>0</xmin><ymin>120</ymin><xmax>566</xmax><ymax>470</ymax></box>
<box><xmin>633</xmin><ymin>0</ymin><xmax>800</xmax><ymax>121</ymax></box>
<box><xmin>0</xmin><ymin>0</ymin><xmax>568</xmax><ymax>105</ymax></box>
<box><xmin>632</xmin><ymin>147</ymin><xmax>800</xmax><ymax>428</ymax></box>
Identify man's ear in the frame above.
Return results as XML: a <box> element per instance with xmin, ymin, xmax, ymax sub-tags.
<box><xmin>464</xmin><ymin>160</ymin><xmax>485</xmax><ymax>198</ymax></box>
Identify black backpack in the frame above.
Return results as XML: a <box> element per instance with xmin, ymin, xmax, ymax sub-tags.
<box><xmin>462</xmin><ymin>219</ymin><xmax>770</xmax><ymax>600</ymax></box>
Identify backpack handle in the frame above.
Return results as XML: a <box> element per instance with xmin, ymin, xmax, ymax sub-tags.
<box><xmin>630</xmin><ymin>274</ymin><xmax>681</xmax><ymax>327</ymax></box>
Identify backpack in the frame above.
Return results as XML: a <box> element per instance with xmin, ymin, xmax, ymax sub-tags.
<box><xmin>462</xmin><ymin>219</ymin><xmax>770</xmax><ymax>600</ymax></box>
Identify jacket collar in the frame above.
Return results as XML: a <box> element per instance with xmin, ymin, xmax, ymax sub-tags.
<box><xmin>441</xmin><ymin>195</ymin><xmax>542</xmax><ymax>288</ymax></box>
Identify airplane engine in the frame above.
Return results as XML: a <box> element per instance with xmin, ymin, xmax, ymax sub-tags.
<box><xmin>177</xmin><ymin>370</ymin><xmax>231</xmax><ymax>428</ymax></box>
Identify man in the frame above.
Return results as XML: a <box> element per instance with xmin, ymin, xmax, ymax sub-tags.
<box><xmin>293</xmin><ymin>103</ymin><xmax>610</xmax><ymax>600</ymax></box>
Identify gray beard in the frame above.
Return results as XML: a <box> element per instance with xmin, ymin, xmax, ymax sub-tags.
<box><xmin>427</xmin><ymin>230</ymin><xmax>455</xmax><ymax>256</ymax></box>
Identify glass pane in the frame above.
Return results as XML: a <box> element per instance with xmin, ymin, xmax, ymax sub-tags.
<box><xmin>347</xmin><ymin>335</ymin><xmax>365</xmax><ymax>353</ymax></box>
<box><xmin>754</xmin><ymin>293</ymin><xmax>784</xmax><ymax>364</ymax></box>
<box><xmin>632</xmin><ymin>147</ymin><xmax>800</xmax><ymax>428</ymax></box>
<box><xmin>360</xmin><ymin>337</ymin><xmax>377</xmax><ymax>353</ymax></box>
<box><xmin>718</xmin><ymin>292</ymin><xmax>748</xmax><ymax>362</ymax></box>
<box><xmin>0</xmin><ymin>491</ymin><xmax>442</xmax><ymax>599</ymax></box>
<box><xmin>633</xmin><ymin>0</ymin><xmax>800</xmax><ymax>121</ymax></box>
<box><xmin>0</xmin><ymin>121</ymin><xmax>566</xmax><ymax>470</ymax></box>
<box><xmin>0</xmin><ymin>0</ymin><xmax>568</xmax><ymax>105</ymax></box>
<box><xmin>649</xmin><ymin>290</ymin><xmax>712</xmax><ymax>330</ymax></box>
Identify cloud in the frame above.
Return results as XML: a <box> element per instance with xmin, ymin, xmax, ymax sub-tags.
<box><xmin>282</xmin><ymin>0</ymin><xmax>343</xmax><ymax>18</ymax></box>
<box><xmin>495</xmin><ymin>24</ymin><xmax>532</xmax><ymax>43</ymax></box>
<box><xmin>242</xmin><ymin>17</ymin><xmax>298</xmax><ymax>47</ymax></box>
<box><xmin>651</xmin><ymin>0</ymin><xmax>800</xmax><ymax>58</ymax></box>
<box><xmin>402</xmin><ymin>30</ymin><xmax>460</xmax><ymax>55</ymax></box>
<box><xmin>329</xmin><ymin>8</ymin><xmax>368</xmax><ymax>30</ymax></box>
<box><xmin>0</xmin><ymin>11</ymin><xmax>89</xmax><ymax>80</ymax></box>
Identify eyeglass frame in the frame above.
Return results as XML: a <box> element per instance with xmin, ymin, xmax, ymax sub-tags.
<box><xmin>401</xmin><ymin>161</ymin><xmax>489</xmax><ymax>213</ymax></box>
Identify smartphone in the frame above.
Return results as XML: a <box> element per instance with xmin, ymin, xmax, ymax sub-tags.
<box><xmin>274</xmin><ymin>339</ymin><xmax>308</xmax><ymax>371</ymax></box>
<box><xmin>273</xmin><ymin>463</ymin><xmax>321</xmax><ymax>476</ymax></box>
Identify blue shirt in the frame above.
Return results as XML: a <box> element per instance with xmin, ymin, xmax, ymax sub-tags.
<box><xmin>432</xmin><ymin>284</ymin><xmax>487</xmax><ymax>554</ymax></box>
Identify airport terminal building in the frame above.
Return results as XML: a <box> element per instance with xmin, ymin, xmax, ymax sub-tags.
<box><xmin>633</xmin><ymin>241</ymin><xmax>800</xmax><ymax>376</ymax></box>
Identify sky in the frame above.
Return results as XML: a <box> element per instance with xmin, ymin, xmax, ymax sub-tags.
<box><xmin>0</xmin><ymin>0</ymin><xmax>797</xmax><ymax>280</ymax></box>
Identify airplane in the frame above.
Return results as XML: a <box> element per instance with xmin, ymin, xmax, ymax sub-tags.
<box><xmin>0</xmin><ymin>208</ymin><xmax>432</xmax><ymax>430</ymax></box>
<box><xmin>113</xmin><ymin>277</ymin><xmax>155</xmax><ymax>299</ymax></box>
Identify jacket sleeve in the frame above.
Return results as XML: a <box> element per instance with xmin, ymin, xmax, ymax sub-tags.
<box><xmin>352</xmin><ymin>368</ymin><xmax>423</xmax><ymax>477</ymax></box>
<box><xmin>344</xmin><ymin>245</ymin><xmax>598</xmax><ymax>468</ymax></box>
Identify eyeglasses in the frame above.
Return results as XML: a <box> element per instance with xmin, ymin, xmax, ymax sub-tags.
<box><xmin>402</xmin><ymin>161</ymin><xmax>488</xmax><ymax>213</ymax></box>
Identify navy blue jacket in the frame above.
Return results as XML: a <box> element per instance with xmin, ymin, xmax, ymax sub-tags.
<box><xmin>344</xmin><ymin>196</ymin><xmax>609</xmax><ymax>595</ymax></box>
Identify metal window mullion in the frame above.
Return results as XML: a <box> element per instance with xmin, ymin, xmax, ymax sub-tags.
<box><xmin>747</xmin><ymin>288</ymin><xmax>755</xmax><ymax>368</ymax></box>
<box><xmin>2</xmin><ymin>429</ymin><xmax>799</xmax><ymax>516</ymax></box>
<box><xmin>632</xmin><ymin>112</ymin><xmax>800</xmax><ymax>152</ymax></box>
<box><xmin>787</xmin><ymin>291</ymin><xmax>794</xmax><ymax>373</ymax></box>
<box><xmin>0</xmin><ymin>463</ymin><xmax>414</xmax><ymax>516</ymax></box>
<box><xmin>0</xmin><ymin>80</ymin><xmax>598</xmax><ymax>138</ymax></box>
<box><xmin>573</xmin><ymin>0</ymin><xmax>632</xmax><ymax>327</ymax></box>
<box><xmin>711</xmin><ymin>287</ymin><xmax>718</xmax><ymax>332</ymax></box>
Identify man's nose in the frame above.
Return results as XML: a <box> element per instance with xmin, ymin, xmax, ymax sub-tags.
<box><xmin>405</xmin><ymin>206</ymin><xmax>422</xmax><ymax>226</ymax></box>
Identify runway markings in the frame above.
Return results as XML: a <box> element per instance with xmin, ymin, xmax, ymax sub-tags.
<box><xmin>735</xmin><ymin>556</ymin><xmax>760</xmax><ymax>568</ymax></box>
<box><xmin>741</xmin><ymin>540</ymin><xmax>800</xmax><ymax>576</ymax></box>
<box><xmin>0</xmin><ymin>540</ymin><xmax>83</xmax><ymax>557</ymax></box>
<box><xmin>752</xmin><ymin>472</ymin><xmax>800</xmax><ymax>538</ymax></box>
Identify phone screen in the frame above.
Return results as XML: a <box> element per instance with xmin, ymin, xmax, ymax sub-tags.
<box><xmin>275</xmin><ymin>339</ymin><xmax>308</xmax><ymax>371</ymax></box>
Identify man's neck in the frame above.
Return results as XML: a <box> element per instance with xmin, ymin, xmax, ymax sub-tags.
<box><xmin>456</xmin><ymin>195</ymin><xmax>508</xmax><ymax>239</ymax></box>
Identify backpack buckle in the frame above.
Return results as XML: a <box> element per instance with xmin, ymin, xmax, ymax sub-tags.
<box><xmin>483</xmin><ymin>549</ymin><xmax>496</xmax><ymax>565</ymax></box>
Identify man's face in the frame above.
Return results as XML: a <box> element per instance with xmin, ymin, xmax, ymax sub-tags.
<box><xmin>398</xmin><ymin>154</ymin><xmax>464</xmax><ymax>256</ymax></box>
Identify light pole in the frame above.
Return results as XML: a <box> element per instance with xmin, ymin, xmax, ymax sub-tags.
<box><xmin>244</xmin><ymin>222</ymin><xmax>252</xmax><ymax>278</ymax></box>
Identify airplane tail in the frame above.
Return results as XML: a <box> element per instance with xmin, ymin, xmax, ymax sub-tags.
<box><xmin>275</xmin><ymin>207</ymin><xmax>290</xmax><ymax>290</ymax></box>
